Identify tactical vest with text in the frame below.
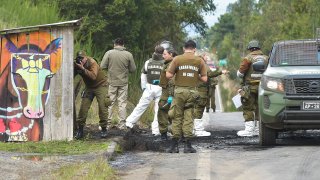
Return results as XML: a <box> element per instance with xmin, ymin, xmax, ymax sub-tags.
<box><xmin>146</xmin><ymin>58</ymin><xmax>164</xmax><ymax>84</ymax></box>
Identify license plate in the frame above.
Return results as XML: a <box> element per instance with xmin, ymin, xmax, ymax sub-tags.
<box><xmin>302</xmin><ymin>101</ymin><xmax>320</xmax><ymax>110</ymax></box>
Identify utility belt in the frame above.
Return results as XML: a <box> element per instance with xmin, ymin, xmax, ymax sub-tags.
<box><xmin>175</xmin><ymin>85</ymin><xmax>198</xmax><ymax>91</ymax></box>
<box><xmin>245</xmin><ymin>80</ymin><xmax>260</xmax><ymax>86</ymax></box>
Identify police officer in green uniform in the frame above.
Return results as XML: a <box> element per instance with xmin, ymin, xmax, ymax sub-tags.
<box><xmin>166</xmin><ymin>40</ymin><xmax>207</xmax><ymax>153</ymax></box>
<box><xmin>206</xmin><ymin>76</ymin><xmax>218</xmax><ymax>113</ymax></box>
<box><xmin>74</xmin><ymin>51</ymin><xmax>110</xmax><ymax>139</ymax></box>
<box><xmin>158</xmin><ymin>47</ymin><xmax>177</xmax><ymax>140</ymax></box>
<box><xmin>194</xmin><ymin>56</ymin><xmax>228</xmax><ymax>137</ymax></box>
<box><xmin>237</xmin><ymin>40</ymin><xmax>268</xmax><ymax>137</ymax></box>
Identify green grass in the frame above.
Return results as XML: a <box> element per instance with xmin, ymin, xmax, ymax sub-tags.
<box><xmin>0</xmin><ymin>140</ymin><xmax>109</xmax><ymax>155</ymax></box>
<box><xmin>51</xmin><ymin>158</ymin><xmax>118</xmax><ymax>180</ymax></box>
<box><xmin>0</xmin><ymin>0</ymin><xmax>61</xmax><ymax>30</ymax></box>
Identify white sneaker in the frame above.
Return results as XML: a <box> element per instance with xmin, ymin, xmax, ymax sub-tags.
<box><xmin>194</xmin><ymin>130</ymin><xmax>211</xmax><ymax>137</ymax></box>
<box><xmin>126</xmin><ymin>121</ymin><xmax>134</xmax><ymax>128</ymax></box>
<box><xmin>237</xmin><ymin>121</ymin><xmax>255</xmax><ymax>137</ymax></box>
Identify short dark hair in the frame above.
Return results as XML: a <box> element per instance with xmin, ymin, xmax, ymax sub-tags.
<box><xmin>113</xmin><ymin>38</ymin><xmax>124</xmax><ymax>46</ymax></box>
<box><xmin>155</xmin><ymin>45</ymin><xmax>165</xmax><ymax>54</ymax></box>
<box><xmin>167</xmin><ymin>48</ymin><xmax>177</xmax><ymax>57</ymax></box>
<box><xmin>184</xmin><ymin>40</ymin><xmax>196</xmax><ymax>49</ymax></box>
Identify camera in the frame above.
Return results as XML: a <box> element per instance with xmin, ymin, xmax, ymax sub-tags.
<box><xmin>75</xmin><ymin>56</ymin><xmax>84</xmax><ymax>64</ymax></box>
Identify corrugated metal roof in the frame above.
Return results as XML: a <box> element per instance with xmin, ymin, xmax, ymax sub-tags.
<box><xmin>0</xmin><ymin>19</ymin><xmax>81</xmax><ymax>34</ymax></box>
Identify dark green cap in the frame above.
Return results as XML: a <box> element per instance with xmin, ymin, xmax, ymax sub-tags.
<box><xmin>76</xmin><ymin>50</ymin><xmax>86</xmax><ymax>58</ymax></box>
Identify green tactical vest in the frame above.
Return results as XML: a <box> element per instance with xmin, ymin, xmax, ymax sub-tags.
<box><xmin>159</xmin><ymin>61</ymin><xmax>171</xmax><ymax>88</ymax></box>
<box><xmin>146</xmin><ymin>58</ymin><xmax>164</xmax><ymax>84</ymax></box>
<box><xmin>244</xmin><ymin>50</ymin><xmax>268</xmax><ymax>84</ymax></box>
<box><xmin>174</xmin><ymin>54</ymin><xmax>202</xmax><ymax>87</ymax></box>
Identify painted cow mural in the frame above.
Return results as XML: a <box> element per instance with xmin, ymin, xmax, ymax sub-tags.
<box><xmin>0</xmin><ymin>32</ymin><xmax>62</xmax><ymax>141</ymax></box>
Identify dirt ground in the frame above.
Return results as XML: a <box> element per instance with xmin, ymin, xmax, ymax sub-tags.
<box><xmin>0</xmin><ymin>125</ymin><xmax>128</xmax><ymax>180</ymax></box>
<box><xmin>2</xmin><ymin>123</ymin><xmax>320</xmax><ymax>179</ymax></box>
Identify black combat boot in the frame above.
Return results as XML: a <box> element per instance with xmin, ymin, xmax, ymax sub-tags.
<box><xmin>206</xmin><ymin>108</ymin><xmax>209</xmax><ymax>113</ymax></box>
<box><xmin>161</xmin><ymin>133</ymin><xmax>168</xmax><ymax>141</ymax></box>
<box><xmin>166</xmin><ymin>138</ymin><xmax>179</xmax><ymax>153</ymax></box>
<box><xmin>184</xmin><ymin>139</ymin><xmax>196</xmax><ymax>153</ymax></box>
<box><xmin>75</xmin><ymin>125</ymin><xmax>84</xmax><ymax>139</ymax></box>
<box><xmin>100</xmin><ymin>127</ymin><xmax>107</xmax><ymax>138</ymax></box>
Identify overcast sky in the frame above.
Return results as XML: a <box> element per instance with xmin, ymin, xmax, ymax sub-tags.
<box><xmin>187</xmin><ymin>0</ymin><xmax>238</xmax><ymax>37</ymax></box>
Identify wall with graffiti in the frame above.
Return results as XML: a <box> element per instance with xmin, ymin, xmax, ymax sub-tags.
<box><xmin>0</xmin><ymin>31</ymin><xmax>63</xmax><ymax>141</ymax></box>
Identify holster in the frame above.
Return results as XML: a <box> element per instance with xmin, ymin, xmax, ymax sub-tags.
<box><xmin>81</xmin><ymin>90</ymin><xmax>94</xmax><ymax>101</ymax></box>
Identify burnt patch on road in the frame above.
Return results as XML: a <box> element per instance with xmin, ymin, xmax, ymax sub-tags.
<box><xmin>119</xmin><ymin>128</ymin><xmax>320</xmax><ymax>152</ymax></box>
<box><xmin>82</xmin><ymin>125</ymin><xmax>320</xmax><ymax>153</ymax></box>
<box><xmin>116</xmin><ymin>127</ymin><xmax>262</xmax><ymax>152</ymax></box>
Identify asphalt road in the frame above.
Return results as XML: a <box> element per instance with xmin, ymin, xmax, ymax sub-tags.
<box><xmin>113</xmin><ymin>111</ymin><xmax>320</xmax><ymax>180</ymax></box>
<box><xmin>113</xmin><ymin>86</ymin><xmax>320</xmax><ymax>180</ymax></box>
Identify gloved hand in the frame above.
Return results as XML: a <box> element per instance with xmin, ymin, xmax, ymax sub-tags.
<box><xmin>153</xmin><ymin>80</ymin><xmax>160</xmax><ymax>85</ymax></box>
<box><xmin>167</xmin><ymin>96</ymin><xmax>173</xmax><ymax>105</ymax></box>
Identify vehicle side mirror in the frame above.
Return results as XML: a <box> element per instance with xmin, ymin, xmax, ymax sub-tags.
<box><xmin>253</xmin><ymin>61</ymin><xmax>266</xmax><ymax>72</ymax></box>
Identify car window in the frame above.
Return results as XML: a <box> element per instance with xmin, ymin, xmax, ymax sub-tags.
<box><xmin>270</xmin><ymin>41</ymin><xmax>320</xmax><ymax>66</ymax></box>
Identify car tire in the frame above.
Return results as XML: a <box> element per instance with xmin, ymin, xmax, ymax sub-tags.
<box><xmin>259</xmin><ymin>120</ymin><xmax>276</xmax><ymax>146</ymax></box>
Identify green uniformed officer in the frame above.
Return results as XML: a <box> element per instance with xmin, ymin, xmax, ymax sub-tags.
<box><xmin>158</xmin><ymin>47</ymin><xmax>177</xmax><ymax>140</ymax></box>
<box><xmin>166</xmin><ymin>40</ymin><xmax>207</xmax><ymax>153</ymax></box>
<box><xmin>206</xmin><ymin>76</ymin><xmax>218</xmax><ymax>112</ymax></box>
<box><xmin>194</xmin><ymin>55</ymin><xmax>228</xmax><ymax>137</ymax></box>
<box><xmin>74</xmin><ymin>50</ymin><xmax>110</xmax><ymax>139</ymax></box>
<box><xmin>237</xmin><ymin>40</ymin><xmax>268</xmax><ymax>137</ymax></box>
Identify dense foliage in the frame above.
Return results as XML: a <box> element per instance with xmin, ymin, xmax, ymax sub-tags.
<box><xmin>56</xmin><ymin>0</ymin><xmax>215</xmax><ymax>60</ymax></box>
<box><xmin>204</xmin><ymin>0</ymin><xmax>320</xmax><ymax>77</ymax></box>
<box><xmin>200</xmin><ymin>0</ymin><xmax>320</xmax><ymax>111</ymax></box>
<box><xmin>55</xmin><ymin>0</ymin><xmax>216</xmax><ymax>105</ymax></box>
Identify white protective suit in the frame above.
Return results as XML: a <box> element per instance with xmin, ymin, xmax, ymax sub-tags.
<box><xmin>126</xmin><ymin>59</ymin><xmax>162</xmax><ymax>135</ymax></box>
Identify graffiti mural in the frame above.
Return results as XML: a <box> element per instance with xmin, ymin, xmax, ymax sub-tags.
<box><xmin>0</xmin><ymin>32</ymin><xmax>62</xmax><ymax>141</ymax></box>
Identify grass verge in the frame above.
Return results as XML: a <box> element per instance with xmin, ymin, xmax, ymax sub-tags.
<box><xmin>51</xmin><ymin>157</ymin><xmax>118</xmax><ymax>180</ymax></box>
<box><xmin>0</xmin><ymin>140</ymin><xmax>109</xmax><ymax>155</ymax></box>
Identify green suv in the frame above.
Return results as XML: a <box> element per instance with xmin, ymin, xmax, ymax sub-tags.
<box><xmin>257</xmin><ymin>39</ymin><xmax>320</xmax><ymax>146</ymax></box>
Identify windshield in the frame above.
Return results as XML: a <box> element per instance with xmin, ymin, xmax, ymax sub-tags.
<box><xmin>270</xmin><ymin>41</ymin><xmax>320</xmax><ymax>66</ymax></box>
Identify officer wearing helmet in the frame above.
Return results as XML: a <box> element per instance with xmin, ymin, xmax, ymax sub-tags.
<box><xmin>236</xmin><ymin>40</ymin><xmax>268</xmax><ymax>137</ymax></box>
<box><xmin>74</xmin><ymin>50</ymin><xmax>110</xmax><ymax>139</ymax></box>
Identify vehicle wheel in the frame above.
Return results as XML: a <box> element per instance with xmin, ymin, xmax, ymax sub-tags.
<box><xmin>259</xmin><ymin>120</ymin><xmax>276</xmax><ymax>146</ymax></box>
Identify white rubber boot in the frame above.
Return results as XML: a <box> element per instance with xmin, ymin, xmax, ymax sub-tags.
<box><xmin>193</xmin><ymin>119</ymin><xmax>211</xmax><ymax>137</ymax></box>
<box><xmin>125</xmin><ymin>121</ymin><xmax>134</xmax><ymax>129</ymax></box>
<box><xmin>237</xmin><ymin>121</ymin><xmax>255</xmax><ymax>137</ymax></box>
<box><xmin>253</xmin><ymin>121</ymin><xmax>259</xmax><ymax>136</ymax></box>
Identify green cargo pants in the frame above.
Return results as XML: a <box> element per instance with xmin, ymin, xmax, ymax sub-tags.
<box><xmin>194</xmin><ymin>88</ymin><xmax>208</xmax><ymax>119</ymax></box>
<box><xmin>77</xmin><ymin>85</ymin><xmax>110</xmax><ymax>128</ymax></box>
<box><xmin>241</xmin><ymin>85</ymin><xmax>259</xmax><ymax>122</ymax></box>
<box><xmin>169</xmin><ymin>87</ymin><xmax>199</xmax><ymax>139</ymax></box>
<box><xmin>157</xmin><ymin>88</ymin><xmax>171</xmax><ymax>134</ymax></box>
<box><xmin>206</xmin><ymin>85</ymin><xmax>216</xmax><ymax>111</ymax></box>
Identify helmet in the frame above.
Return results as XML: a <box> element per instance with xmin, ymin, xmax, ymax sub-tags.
<box><xmin>247</xmin><ymin>40</ymin><xmax>260</xmax><ymax>50</ymax></box>
<box><xmin>160</xmin><ymin>40</ymin><xmax>173</xmax><ymax>50</ymax></box>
